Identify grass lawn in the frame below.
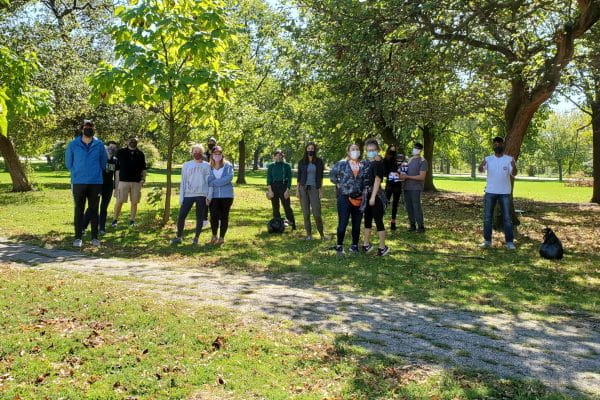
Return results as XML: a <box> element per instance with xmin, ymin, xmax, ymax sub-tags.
<box><xmin>0</xmin><ymin>165</ymin><xmax>599</xmax><ymax>318</ymax></box>
<box><xmin>0</xmin><ymin>265</ymin><xmax>577</xmax><ymax>399</ymax></box>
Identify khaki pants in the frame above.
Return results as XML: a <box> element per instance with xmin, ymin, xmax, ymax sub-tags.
<box><xmin>298</xmin><ymin>185</ymin><xmax>323</xmax><ymax>236</ymax></box>
<box><xmin>116</xmin><ymin>181</ymin><xmax>142</xmax><ymax>204</ymax></box>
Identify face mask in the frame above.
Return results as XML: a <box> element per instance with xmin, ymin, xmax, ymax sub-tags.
<box><xmin>349</xmin><ymin>150</ymin><xmax>360</xmax><ymax>160</ymax></box>
<box><xmin>212</xmin><ymin>154</ymin><xmax>223</xmax><ymax>162</ymax></box>
<box><xmin>83</xmin><ymin>128</ymin><xmax>94</xmax><ymax>137</ymax></box>
<box><xmin>494</xmin><ymin>145</ymin><xmax>504</xmax><ymax>154</ymax></box>
<box><xmin>367</xmin><ymin>150</ymin><xmax>378</xmax><ymax>159</ymax></box>
<box><xmin>193</xmin><ymin>153</ymin><xmax>202</xmax><ymax>160</ymax></box>
<box><xmin>307</xmin><ymin>150</ymin><xmax>315</xmax><ymax>157</ymax></box>
<box><xmin>412</xmin><ymin>148</ymin><xmax>421</xmax><ymax>156</ymax></box>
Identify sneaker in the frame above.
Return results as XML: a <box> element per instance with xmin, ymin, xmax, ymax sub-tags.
<box><xmin>362</xmin><ymin>244</ymin><xmax>374</xmax><ymax>253</ymax></box>
<box><xmin>335</xmin><ymin>245</ymin><xmax>345</xmax><ymax>256</ymax></box>
<box><xmin>390</xmin><ymin>222</ymin><xmax>397</xmax><ymax>231</ymax></box>
<box><xmin>90</xmin><ymin>239</ymin><xmax>101</xmax><ymax>247</ymax></box>
<box><xmin>73</xmin><ymin>239</ymin><xmax>83</xmax><ymax>248</ymax></box>
<box><xmin>505</xmin><ymin>242</ymin><xmax>516</xmax><ymax>250</ymax></box>
<box><xmin>171</xmin><ymin>237</ymin><xmax>182</xmax><ymax>245</ymax></box>
<box><xmin>111</xmin><ymin>220</ymin><xmax>118</xmax><ymax>228</ymax></box>
<box><xmin>216</xmin><ymin>238</ymin><xmax>224</xmax><ymax>245</ymax></box>
<box><xmin>128</xmin><ymin>220</ymin><xmax>135</xmax><ymax>227</ymax></box>
<box><xmin>348</xmin><ymin>245</ymin><xmax>359</xmax><ymax>254</ymax></box>
<box><xmin>99</xmin><ymin>230</ymin><xmax>106</xmax><ymax>236</ymax></box>
<box><xmin>417</xmin><ymin>226</ymin><xmax>426</xmax><ymax>233</ymax></box>
<box><xmin>306</xmin><ymin>236</ymin><xmax>313</xmax><ymax>241</ymax></box>
<box><xmin>480</xmin><ymin>241</ymin><xmax>492</xmax><ymax>248</ymax></box>
<box><xmin>192</xmin><ymin>237</ymin><xmax>199</xmax><ymax>246</ymax></box>
<box><xmin>408</xmin><ymin>225</ymin><xmax>416</xmax><ymax>232</ymax></box>
<box><xmin>208</xmin><ymin>236</ymin><xmax>218</xmax><ymax>245</ymax></box>
<box><xmin>377</xmin><ymin>246</ymin><xmax>390</xmax><ymax>256</ymax></box>
<box><xmin>202</xmin><ymin>219</ymin><xmax>209</xmax><ymax>228</ymax></box>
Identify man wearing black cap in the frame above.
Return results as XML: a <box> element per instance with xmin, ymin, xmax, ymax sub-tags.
<box><xmin>266</xmin><ymin>149</ymin><xmax>296</xmax><ymax>230</ymax></box>
<box><xmin>399</xmin><ymin>142</ymin><xmax>428</xmax><ymax>232</ymax></box>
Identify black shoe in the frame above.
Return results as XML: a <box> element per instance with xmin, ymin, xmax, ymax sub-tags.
<box><xmin>348</xmin><ymin>245</ymin><xmax>359</xmax><ymax>254</ymax></box>
<box><xmin>377</xmin><ymin>246</ymin><xmax>390</xmax><ymax>256</ymax></box>
<box><xmin>291</xmin><ymin>224</ymin><xmax>297</xmax><ymax>231</ymax></box>
<box><xmin>390</xmin><ymin>222</ymin><xmax>397</xmax><ymax>231</ymax></box>
<box><xmin>335</xmin><ymin>245</ymin><xmax>345</xmax><ymax>256</ymax></box>
<box><xmin>129</xmin><ymin>220</ymin><xmax>135</xmax><ymax>227</ymax></box>
<box><xmin>408</xmin><ymin>225</ymin><xmax>416</xmax><ymax>232</ymax></box>
<box><xmin>417</xmin><ymin>226</ymin><xmax>426</xmax><ymax>233</ymax></box>
<box><xmin>111</xmin><ymin>220</ymin><xmax>118</xmax><ymax>228</ymax></box>
<box><xmin>361</xmin><ymin>244</ymin><xmax>374</xmax><ymax>253</ymax></box>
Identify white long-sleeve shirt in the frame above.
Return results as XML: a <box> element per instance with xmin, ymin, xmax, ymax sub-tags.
<box><xmin>179</xmin><ymin>160</ymin><xmax>211</xmax><ymax>204</ymax></box>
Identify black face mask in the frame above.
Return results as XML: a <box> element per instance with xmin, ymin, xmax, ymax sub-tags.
<box><xmin>129</xmin><ymin>141</ymin><xmax>137</xmax><ymax>149</ymax></box>
<box><xmin>208</xmin><ymin>143</ymin><xmax>215</xmax><ymax>150</ymax></box>
<box><xmin>307</xmin><ymin>150</ymin><xmax>315</xmax><ymax>157</ymax></box>
<box><xmin>494</xmin><ymin>145</ymin><xmax>504</xmax><ymax>154</ymax></box>
<box><xmin>83</xmin><ymin>128</ymin><xmax>94</xmax><ymax>137</ymax></box>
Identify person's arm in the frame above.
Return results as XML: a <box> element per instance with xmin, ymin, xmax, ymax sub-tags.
<box><xmin>370</xmin><ymin>175</ymin><xmax>382</xmax><ymax>205</ymax></box>
<box><xmin>140</xmin><ymin>152</ymin><xmax>147</xmax><ymax>184</ymax></box>
<box><xmin>285</xmin><ymin>163</ymin><xmax>292</xmax><ymax>190</ymax></box>
<box><xmin>329</xmin><ymin>162</ymin><xmax>339</xmax><ymax>185</ymax></box>
<box><xmin>179</xmin><ymin>163</ymin><xmax>186</xmax><ymax>205</ymax></box>
<box><xmin>478</xmin><ymin>157</ymin><xmax>487</xmax><ymax>173</ymax></box>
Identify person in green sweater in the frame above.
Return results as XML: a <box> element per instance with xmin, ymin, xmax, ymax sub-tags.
<box><xmin>267</xmin><ymin>149</ymin><xmax>296</xmax><ymax>230</ymax></box>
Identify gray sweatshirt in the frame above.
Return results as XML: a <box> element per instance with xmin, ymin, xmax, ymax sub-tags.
<box><xmin>179</xmin><ymin>160</ymin><xmax>210</xmax><ymax>203</ymax></box>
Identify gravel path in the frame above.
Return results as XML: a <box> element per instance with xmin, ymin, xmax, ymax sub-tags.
<box><xmin>1</xmin><ymin>238</ymin><xmax>599</xmax><ymax>396</ymax></box>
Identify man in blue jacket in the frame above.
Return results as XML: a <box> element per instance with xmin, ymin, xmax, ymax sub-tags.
<box><xmin>65</xmin><ymin>120</ymin><xmax>108</xmax><ymax>247</ymax></box>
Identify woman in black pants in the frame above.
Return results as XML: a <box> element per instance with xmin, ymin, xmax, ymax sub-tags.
<box><xmin>207</xmin><ymin>146</ymin><xmax>234</xmax><ymax>245</ymax></box>
<box><xmin>362</xmin><ymin>138</ymin><xmax>389</xmax><ymax>256</ymax></box>
<box><xmin>383</xmin><ymin>146</ymin><xmax>404</xmax><ymax>231</ymax></box>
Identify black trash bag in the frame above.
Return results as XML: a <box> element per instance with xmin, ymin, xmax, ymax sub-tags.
<box><xmin>539</xmin><ymin>227</ymin><xmax>564</xmax><ymax>260</ymax></box>
<box><xmin>267</xmin><ymin>218</ymin><xmax>285</xmax><ymax>234</ymax></box>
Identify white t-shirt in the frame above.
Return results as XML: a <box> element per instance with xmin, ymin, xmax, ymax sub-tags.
<box><xmin>484</xmin><ymin>154</ymin><xmax>514</xmax><ymax>195</ymax></box>
<box><xmin>212</xmin><ymin>166</ymin><xmax>225</xmax><ymax>180</ymax></box>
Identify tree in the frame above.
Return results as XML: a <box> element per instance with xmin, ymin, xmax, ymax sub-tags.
<box><xmin>90</xmin><ymin>0</ymin><xmax>236</xmax><ymax>223</ymax></box>
<box><xmin>0</xmin><ymin>46</ymin><xmax>53</xmax><ymax>191</ymax></box>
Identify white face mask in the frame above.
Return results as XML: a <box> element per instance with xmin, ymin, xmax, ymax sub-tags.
<box><xmin>412</xmin><ymin>148</ymin><xmax>421</xmax><ymax>156</ymax></box>
<box><xmin>349</xmin><ymin>150</ymin><xmax>360</xmax><ymax>160</ymax></box>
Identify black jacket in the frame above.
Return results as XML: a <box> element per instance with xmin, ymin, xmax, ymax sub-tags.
<box><xmin>297</xmin><ymin>157</ymin><xmax>324</xmax><ymax>189</ymax></box>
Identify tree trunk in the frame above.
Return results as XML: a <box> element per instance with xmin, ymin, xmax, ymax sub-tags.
<box><xmin>557</xmin><ymin>160</ymin><xmax>563</xmax><ymax>182</ymax></box>
<box><xmin>470</xmin><ymin>153</ymin><xmax>477</xmax><ymax>179</ymax></box>
<box><xmin>444</xmin><ymin>159</ymin><xmax>450</xmax><ymax>175</ymax></box>
<box><xmin>0</xmin><ymin>134</ymin><xmax>32</xmax><ymax>192</ymax></box>
<box><xmin>421</xmin><ymin>124</ymin><xmax>436</xmax><ymax>191</ymax></box>
<box><xmin>236</xmin><ymin>137</ymin><xmax>246</xmax><ymax>184</ymax></box>
<box><xmin>253</xmin><ymin>146</ymin><xmax>260</xmax><ymax>171</ymax></box>
<box><xmin>162</xmin><ymin>102</ymin><xmax>175</xmax><ymax>225</ymax></box>
<box><xmin>592</xmin><ymin>95</ymin><xmax>600</xmax><ymax>204</ymax></box>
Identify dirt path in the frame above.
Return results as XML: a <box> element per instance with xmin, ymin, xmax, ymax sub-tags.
<box><xmin>1</xmin><ymin>238</ymin><xmax>598</xmax><ymax>396</ymax></box>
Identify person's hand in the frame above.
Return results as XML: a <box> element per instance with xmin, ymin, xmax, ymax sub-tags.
<box><xmin>267</xmin><ymin>189</ymin><xmax>274</xmax><ymax>200</ymax></box>
<box><xmin>206</xmin><ymin>198</ymin><xmax>211</xmax><ymax>206</ymax></box>
<box><xmin>369</xmin><ymin>198</ymin><xmax>375</xmax><ymax>206</ymax></box>
<box><xmin>399</xmin><ymin>172</ymin><xmax>407</xmax><ymax>181</ymax></box>
<box><xmin>284</xmin><ymin>189</ymin><xmax>290</xmax><ymax>200</ymax></box>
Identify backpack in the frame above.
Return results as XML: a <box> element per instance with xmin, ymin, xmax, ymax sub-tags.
<box><xmin>539</xmin><ymin>227</ymin><xmax>564</xmax><ymax>260</ymax></box>
<box><xmin>267</xmin><ymin>217</ymin><xmax>285</xmax><ymax>234</ymax></box>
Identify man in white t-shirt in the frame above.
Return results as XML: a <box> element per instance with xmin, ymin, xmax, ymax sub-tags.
<box><xmin>478</xmin><ymin>136</ymin><xmax>518</xmax><ymax>250</ymax></box>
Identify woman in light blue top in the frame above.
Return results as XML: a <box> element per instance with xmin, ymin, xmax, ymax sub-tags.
<box><xmin>207</xmin><ymin>146</ymin><xmax>234</xmax><ymax>245</ymax></box>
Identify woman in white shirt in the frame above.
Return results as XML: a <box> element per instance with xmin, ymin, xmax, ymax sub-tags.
<box><xmin>171</xmin><ymin>144</ymin><xmax>211</xmax><ymax>245</ymax></box>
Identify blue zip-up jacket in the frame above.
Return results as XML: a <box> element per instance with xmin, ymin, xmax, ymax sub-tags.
<box><xmin>207</xmin><ymin>162</ymin><xmax>234</xmax><ymax>199</ymax></box>
<box><xmin>65</xmin><ymin>136</ymin><xmax>108</xmax><ymax>184</ymax></box>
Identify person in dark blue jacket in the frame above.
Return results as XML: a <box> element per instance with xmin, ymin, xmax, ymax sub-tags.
<box><xmin>65</xmin><ymin>120</ymin><xmax>107</xmax><ymax>248</ymax></box>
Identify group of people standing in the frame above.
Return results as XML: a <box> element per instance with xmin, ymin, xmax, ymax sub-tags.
<box><xmin>267</xmin><ymin>138</ymin><xmax>429</xmax><ymax>257</ymax></box>
<box><xmin>66</xmin><ymin>119</ymin><xmax>517</xmax><ymax>252</ymax></box>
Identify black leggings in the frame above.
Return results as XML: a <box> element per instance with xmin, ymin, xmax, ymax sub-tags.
<box><xmin>385</xmin><ymin>182</ymin><xmax>402</xmax><ymax>220</ymax></box>
<box><xmin>364</xmin><ymin>195</ymin><xmax>385</xmax><ymax>231</ymax></box>
<box><xmin>210</xmin><ymin>198</ymin><xmax>233</xmax><ymax>238</ymax></box>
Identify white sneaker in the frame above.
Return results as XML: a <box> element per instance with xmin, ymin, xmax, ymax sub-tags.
<box><xmin>90</xmin><ymin>239</ymin><xmax>101</xmax><ymax>247</ymax></box>
<box><xmin>505</xmin><ymin>242</ymin><xmax>516</xmax><ymax>250</ymax></box>
<box><xmin>202</xmin><ymin>220</ymin><xmax>209</xmax><ymax>228</ymax></box>
<box><xmin>73</xmin><ymin>239</ymin><xmax>83</xmax><ymax>248</ymax></box>
<box><xmin>480</xmin><ymin>241</ymin><xmax>492</xmax><ymax>248</ymax></box>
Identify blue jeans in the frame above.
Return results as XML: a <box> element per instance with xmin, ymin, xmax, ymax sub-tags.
<box><xmin>336</xmin><ymin>195</ymin><xmax>363</xmax><ymax>246</ymax></box>
<box><xmin>483</xmin><ymin>193</ymin><xmax>514</xmax><ymax>243</ymax></box>
<box><xmin>176</xmin><ymin>196</ymin><xmax>206</xmax><ymax>238</ymax></box>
